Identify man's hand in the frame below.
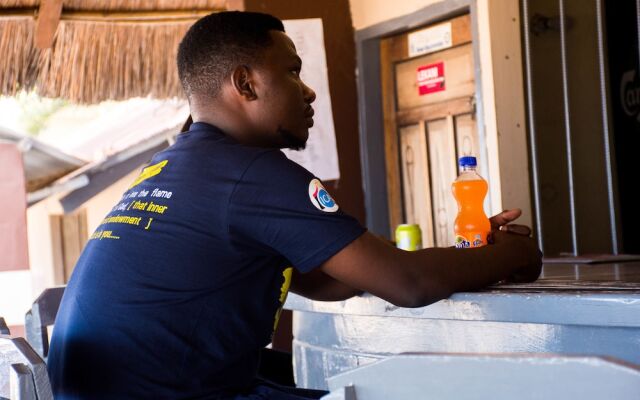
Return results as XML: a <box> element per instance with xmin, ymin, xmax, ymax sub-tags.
<box><xmin>492</xmin><ymin>230</ymin><xmax>543</xmax><ymax>283</ymax></box>
<box><xmin>489</xmin><ymin>209</ymin><xmax>531</xmax><ymax>239</ymax></box>
<box><xmin>488</xmin><ymin>209</ymin><xmax>542</xmax><ymax>282</ymax></box>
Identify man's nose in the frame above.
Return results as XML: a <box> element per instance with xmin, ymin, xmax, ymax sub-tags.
<box><xmin>303</xmin><ymin>82</ymin><xmax>316</xmax><ymax>104</ymax></box>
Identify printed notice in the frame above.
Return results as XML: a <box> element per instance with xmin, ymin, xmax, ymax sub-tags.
<box><xmin>417</xmin><ymin>62</ymin><xmax>445</xmax><ymax>95</ymax></box>
<box><xmin>282</xmin><ymin>19</ymin><xmax>340</xmax><ymax>181</ymax></box>
<box><xmin>408</xmin><ymin>23</ymin><xmax>452</xmax><ymax>58</ymax></box>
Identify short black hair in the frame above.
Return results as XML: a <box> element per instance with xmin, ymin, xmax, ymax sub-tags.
<box><xmin>177</xmin><ymin>11</ymin><xmax>285</xmax><ymax>99</ymax></box>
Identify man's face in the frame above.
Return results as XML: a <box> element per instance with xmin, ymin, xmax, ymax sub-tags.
<box><xmin>249</xmin><ymin>31</ymin><xmax>316</xmax><ymax>150</ymax></box>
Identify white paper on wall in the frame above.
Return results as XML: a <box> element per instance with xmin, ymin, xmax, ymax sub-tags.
<box><xmin>282</xmin><ymin>19</ymin><xmax>340</xmax><ymax>181</ymax></box>
<box><xmin>408</xmin><ymin>22</ymin><xmax>452</xmax><ymax>57</ymax></box>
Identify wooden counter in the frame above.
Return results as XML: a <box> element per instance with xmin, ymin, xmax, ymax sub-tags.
<box><xmin>285</xmin><ymin>262</ymin><xmax>640</xmax><ymax>390</ymax></box>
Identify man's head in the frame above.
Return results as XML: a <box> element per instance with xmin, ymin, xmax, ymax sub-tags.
<box><xmin>177</xmin><ymin>12</ymin><xmax>316</xmax><ymax>150</ymax></box>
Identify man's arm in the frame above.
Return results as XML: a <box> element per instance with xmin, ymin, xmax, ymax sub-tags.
<box><xmin>290</xmin><ymin>268</ymin><xmax>362</xmax><ymax>301</ymax></box>
<box><xmin>289</xmin><ymin>209</ymin><xmax>541</xmax><ymax>306</ymax></box>
<box><xmin>319</xmin><ymin>229</ymin><xmax>541</xmax><ymax>308</ymax></box>
<box><xmin>307</xmin><ymin>209</ymin><xmax>541</xmax><ymax>307</ymax></box>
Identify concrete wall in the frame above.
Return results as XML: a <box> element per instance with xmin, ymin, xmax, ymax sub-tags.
<box><xmin>27</xmin><ymin>199</ymin><xmax>63</xmax><ymax>300</ymax></box>
<box><xmin>0</xmin><ymin>143</ymin><xmax>31</xmax><ymax>329</ymax></box>
<box><xmin>349</xmin><ymin>0</ymin><xmax>441</xmax><ymax>30</ymax></box>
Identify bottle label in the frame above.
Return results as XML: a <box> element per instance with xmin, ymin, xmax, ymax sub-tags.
<box><xmin>455</xmin><ymin>232</ymin><xmax>487</xmax><ymax>248</ymax></box>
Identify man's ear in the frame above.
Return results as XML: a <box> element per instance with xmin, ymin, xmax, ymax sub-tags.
<box><xmin>230</xmin><ymin>65</ymin><xmax>257</xmax><ymax>101</ymax></box>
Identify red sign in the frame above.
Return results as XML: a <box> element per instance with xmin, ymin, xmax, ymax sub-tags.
<box><xmin>417</xmin><ymin>62</ymin><xmax>445</xmax><ymax>95</ymax></box>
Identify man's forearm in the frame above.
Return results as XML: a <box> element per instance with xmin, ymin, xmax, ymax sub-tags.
<box><xmin>291</xmin><ymin>268</ymin><xmax>363</xmax><ymax>301</ymax></box>
<box><xmin>406</xmin><ymin>235</ymin><xmax>540</xmax><ymax>306</ymax></box>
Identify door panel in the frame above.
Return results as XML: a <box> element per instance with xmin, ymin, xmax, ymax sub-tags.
<box><xmin>395</xmin><ymin>44</ymin><xmax>475</xmax><ymax>109</ymax></box>
<box><xmin>399</xmin><ymin>123</ymin><xmax>435</xmax><ymax>248</ymax></box>
<box><xmin>454</xmin><ymin>113</ymin><xmax>481</xmax><ymax>175</ymax></box>
<box><xmin>426</xmin><ymin>117</ymin><xmax>459</xmax><ymax>247</ymax></box>
<box><xmin>381</xmin><ymin>13</ymin><xmax>479</xmax><ymax>246</ymax></box>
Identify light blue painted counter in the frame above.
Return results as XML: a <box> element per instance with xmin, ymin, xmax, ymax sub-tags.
<box><xmin>285</xmin><ymin>262</ymin><xmax>640</xmax><ymax>390</ymax></box>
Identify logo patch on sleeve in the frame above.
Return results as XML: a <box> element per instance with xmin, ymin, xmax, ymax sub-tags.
<box><xmin>308</xmin><ymin>179</ymin><xmax>339</xmax><ymax>212</ymax></box>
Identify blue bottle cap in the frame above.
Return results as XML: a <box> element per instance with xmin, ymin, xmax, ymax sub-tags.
<box><xmin>459</xmin><ymin>156</ymin><xmax>477</xmax><ymax>167</ymax></box>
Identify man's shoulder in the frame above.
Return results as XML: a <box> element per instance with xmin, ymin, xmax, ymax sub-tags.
<box><xmin>166</xmin><ymin>133</ymin><xmax>275</xmax><ymax>168</ymax></box>
<box><xmin>241</xmin><ymin>149</ymin><xmax>313</xmax><ymax>183</ymax></box>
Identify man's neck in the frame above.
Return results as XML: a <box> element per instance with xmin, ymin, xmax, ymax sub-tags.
<box><xmin>191</xmin><ymin>105</ymin><xmax>251</xmax><ymax>144</ymax></box>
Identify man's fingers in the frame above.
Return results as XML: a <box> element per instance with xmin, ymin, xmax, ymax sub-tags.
<box><xmin>489</xmin><ymin>209</ymin><xmax>522</xmax><ymax>229</ymax></box>
<box><xmin>499</xmin><ymin>224</ymin><xmax>531</xmax><ymax>236</ymax></box>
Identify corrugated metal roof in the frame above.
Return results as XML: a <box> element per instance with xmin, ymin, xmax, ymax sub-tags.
<box><xmin>0</xmin><ymin>127</ymin><xmax>85</xmax><ymax>192</ymax></box>
<box><xmin>56</xmin><ymin>121</ymin><xmax>182</xmax><ymax>213</ymax></box>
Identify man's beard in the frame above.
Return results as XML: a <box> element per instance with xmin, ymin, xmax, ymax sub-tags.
<box><xmin>278</xmin><ymin>127</ymin><xmax>307</xmax><ymax>151</ymax></box>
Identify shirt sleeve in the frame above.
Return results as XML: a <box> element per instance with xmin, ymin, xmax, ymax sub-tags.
<box><xmin>227</xmin><ymin>150</ymin><xmax>366</xmax><ymax>273</ymax></box>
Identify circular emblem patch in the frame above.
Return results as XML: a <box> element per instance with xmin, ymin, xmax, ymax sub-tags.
<box><xmin>308</xmin><ymin>179</ymin><xmax>339</xmax><ymax>212</ymax></box>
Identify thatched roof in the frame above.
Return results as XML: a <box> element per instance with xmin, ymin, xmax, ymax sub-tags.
<box><xmin>0</xmin><ymin>0</ymin><xmax>226</xmax><ymax>103</ymax></box>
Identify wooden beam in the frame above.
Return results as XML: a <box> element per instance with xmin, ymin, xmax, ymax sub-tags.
<box><xmin>380</xmin><ymin>37</ymin><xmax>404</xmax><ymax>235</ymax></box>
<box><xmin>1</xmin><ymin>8</ymin><xmax>223</xmax><ymax>24</ymax></box>
<box><xmin>35</xmin><ymin>0</ymin><xmax>63</xmax><ymax>49</ymax></box>
<box><xmin>49</xmin><ymin>215</ymin><xmax>66</xmax><ymax>285</ymax></box>
<box><xmin>396</xmin><ymin>96</ymin><xmax>473</xmax><ymax>126</ymax></box>
<box><xmin>225</xmin><ymin>0</ymin><xmax>245</xmax><ymax>11</ymax></box>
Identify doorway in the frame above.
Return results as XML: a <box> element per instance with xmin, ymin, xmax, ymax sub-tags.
<box><xmin>355</xmin><ymin>1</ymin><xmax>486</xmax><ymax>245</ymax></box>
<box><xmin>380</xmin><ymin>14</ymin><xmax>481</xmax><ymax>247</ymax></box>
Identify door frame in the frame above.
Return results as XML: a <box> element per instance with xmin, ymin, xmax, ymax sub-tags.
<box><xmin>355</xmin><ymin>0</ymin><xmax>487</xmax><ymax>237</ymax></box>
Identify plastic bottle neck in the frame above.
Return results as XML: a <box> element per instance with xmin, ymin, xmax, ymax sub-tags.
<box><xmin>456</xmin><ymin>165</ymin><xmax>484</xmax><ymax>182</ymax></box>
<box><xmin>461</xmin><ymin>165</ymin><xmax>477</xmax><ymax>172</ymax></box>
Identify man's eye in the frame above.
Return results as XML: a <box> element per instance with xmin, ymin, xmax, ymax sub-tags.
<box><xmin>291</xmin><ymin>69</ymin><xmax>300</xmax><ymax>76</ymax></box>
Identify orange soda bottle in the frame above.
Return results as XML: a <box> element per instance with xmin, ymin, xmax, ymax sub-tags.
<box><xmin>452</xmin><ymin>156</ymin><xmax>490</xmax><ymax>248</ymax></box>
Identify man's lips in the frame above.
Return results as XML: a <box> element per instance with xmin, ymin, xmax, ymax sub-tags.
<box><xmin>305</xmin><ymin>107</ymin><xmax>315</xmax><ymax>118</ymax></box>
<box><xmin>305</xmin><ymin>107</ymin><xmax>315</xmax><ymax>127</ymax></box>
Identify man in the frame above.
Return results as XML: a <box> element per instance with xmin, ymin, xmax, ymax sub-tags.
<box><xmin>48</xmin><ymin>11</ymin><xmax>542</xmax><ymax>400</ymax></box>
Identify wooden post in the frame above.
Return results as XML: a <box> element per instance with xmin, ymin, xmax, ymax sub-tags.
<box><xmin>35</xmin><ymin>0</ymin><xmax>63</xmax><ymax>49</ymax></box>
<box><xmin>225</xmin><ymin>0</ymin><xmax>246</xmax><ymax>11</ymax></box>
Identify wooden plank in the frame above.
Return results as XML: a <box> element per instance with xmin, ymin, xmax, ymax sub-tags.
<box><xmin>396</xmin><ymin>96</ymin><xmax>473</xmax><ymax>126</ymax></box>
<box><xmin>450</xmin><ymin>13</ymin><xmax>472</xmax><ymax>46</ymax></box>
<box><xmin>399</xmin><ymin>123</ymin><xmax>435</xmax><ymax>248</ymax></box>
<box><xmin>78</xmin><ymin>209</ymin><xmax>88</xmax><ymax>245</ymax></box>
<box><xmin>380</xmin><ymin>38</ymin><xmax>403</xmax><ymax>236</ymax></box>
<box><xmin>35</xmin><ymin>0</ymin><xmax>63</xmax><ymax>49</ymax></box>
<box><xmin>60</xmin><ymin>211</ymin><xmax>88</xmax><ymax>282</ymax></box>
<box><xmin>6</xmin><ymin>7</ymin><xmax>225</xmax><ymax>23</ymax></box>
<box><xmin>61</xmin><ymin>215</ymin><xmax>81</xmax><ymax>282</ymax></box>
<box><xmin>489</xmin><ymin>0</ymin><xmax>531</xmax><ymax>223</ymax></box>
<box><xmin>395</xmin><ymin>43</ymin><xmax>475</xmax><ymax>110</ymax></box>
<box><xmin>48</xmin><ymin>215</ymin><xmax>65</xmax><ymax>285</ymax></box>
<box><xmin>388</xmin><ymin>30</ymin><xmax>409</xmax><ymax>61</ymax></box>
<box><xmin>426</xmin><ymin>116</ymin><xmax>459</xmax><ymax>247</ymax></box>
<box><xmin>387</xmin><ymin>14</ymin><xmax>472</xmax><ymax>63</ymax></box>
<box><xmin>454</xmin><ymin>113</ymin><xmax>482</xmax><ymax>175</ymax></box>
<box><xmin>224</xmin><ymin>0</ymin><xmax>245</xmax><ymax>11</ymax></box>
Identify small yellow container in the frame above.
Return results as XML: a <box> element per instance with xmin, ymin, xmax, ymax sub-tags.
<box><xmin>395</xmin><ymin>224</ymin><xmax>422</xmax><ymax>251</ymax></box>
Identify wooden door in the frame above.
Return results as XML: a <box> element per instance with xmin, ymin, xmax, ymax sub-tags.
<box><xmin>50</xmin><ymin>210</ymin><xmax>88</xmax><ymax>282</ymax></box>
<box><xmin>381</xmin><ymin>14</ymin><xmax>480</xmax><ymax>247</ymax></box>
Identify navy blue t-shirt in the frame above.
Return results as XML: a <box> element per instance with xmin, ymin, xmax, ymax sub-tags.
<box><xmin>48</xmin><ymin>122</ymin><xmax>366</xmax><ymax>399</ymax></box>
